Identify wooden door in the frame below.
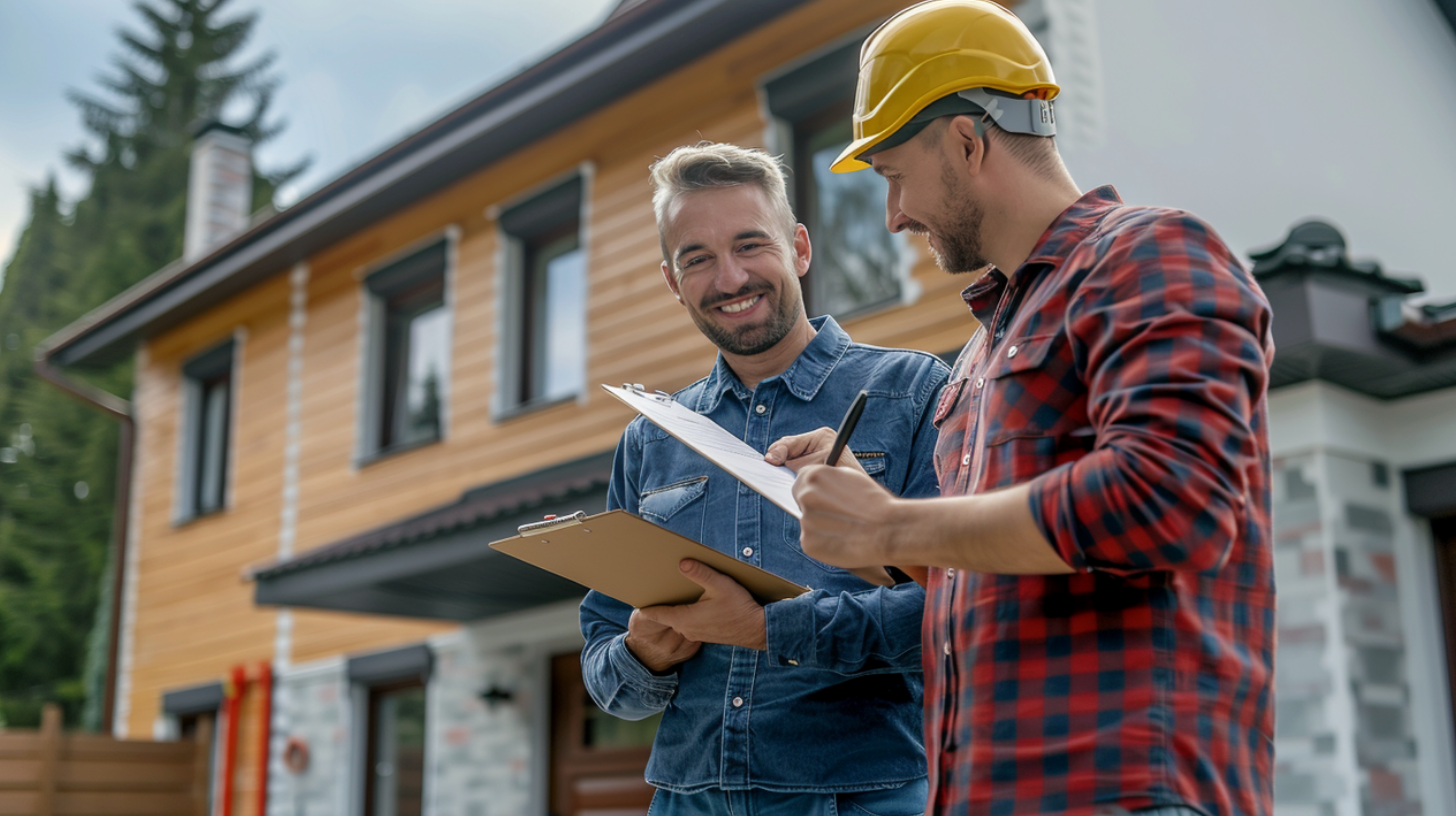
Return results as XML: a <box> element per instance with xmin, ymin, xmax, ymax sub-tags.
<box><xmin>1433</xmin><ymin>515</ymin><xmax>1456</xmax><ymax>742</ymax></box>
<box><xmin>549</xmin><ymin>652</ymin><xmax>660</xmax><ymax>816</ymax></box>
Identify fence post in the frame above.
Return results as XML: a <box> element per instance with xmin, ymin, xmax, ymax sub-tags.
<box><xmin>193</xmin><ymin>714</ymin><xmax>216</xmax><ymax>816</ymax></box>
<box><xmin>36</xmin><ymin>703</ymin><xmax>62</xmax><ymax>816</ymax></box>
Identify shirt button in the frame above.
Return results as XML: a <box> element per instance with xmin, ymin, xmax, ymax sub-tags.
<box><xmin>946</xmin><ymin>568</ymin><xmax>955</xmax><ymax>578</ymax></box>
<box><xmin>975</xmin><ymin>377</ymin><xmax>984</xmax><ymax>388</ymax></box>
<box><xmin>943</xmin><ymin>641</ymin><xmax>952</xmax><ymax>656</ymax></box>
<box><xmin>961</xmin><ymin>454</ymin><xmax>970</xmax><ymax>466</ymax></box>
<box><xmin>1007</xmin><ymin>345</ymin><xmax>1019</xmax><ymax>358</ymax></box>
<box><xmin>787</xmin><ymin>659</ymin><xmax>799</xmax><ymax>666</ymax></box>
<box><xmin>742</xmin><ymin>547</ymin><xmax>754</xmax><ymax>557</ymax></box>
<box><xmin>754</xmin><ymin>404</ymin><xmax>766</xmax><ymax>415</ymax></box>
<box><xmin>732</xmin><ymin>696</ymin><xmax>744</xmax><ymax>708</ymax></box>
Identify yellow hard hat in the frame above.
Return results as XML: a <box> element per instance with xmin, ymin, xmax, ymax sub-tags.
<box><xmin>832</xmin><ymin>0</ymin><xmax>1060</xmax><ymax>173</ymax></box>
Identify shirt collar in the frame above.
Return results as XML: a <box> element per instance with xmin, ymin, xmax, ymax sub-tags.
<box><xmin>959</xmin><ymin>185</ymin><xmax>1123</xmax><ymax>322</ymax></box>
<box><xmin>697</xmin><ymin>314</ymin><xmax>850</xmax><ymax>413</ymax></box>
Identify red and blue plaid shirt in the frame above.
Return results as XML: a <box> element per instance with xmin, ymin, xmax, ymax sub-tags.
<box><xmin>926</xmin><ymin>186</ymin><xmax>1275</xmax><ymax>816</ymax></box>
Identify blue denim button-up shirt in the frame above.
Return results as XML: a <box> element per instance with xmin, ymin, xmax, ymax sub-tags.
<box><xmin>580</xmin><ymin>316</ymin><xmax>948</xmax><ymax>794</ymax></box>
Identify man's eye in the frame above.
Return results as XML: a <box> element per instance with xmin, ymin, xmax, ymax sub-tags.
<box><xmin>682</xmin><ymin>256</ymin><xmax>706</xmax><ymax>268</ymax></box>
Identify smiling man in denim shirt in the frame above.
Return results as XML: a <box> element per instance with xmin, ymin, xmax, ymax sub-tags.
<box><xmin>578</xmin><ymin>142</ymin><xmax>948</xmax><ymax>816</ymax></box>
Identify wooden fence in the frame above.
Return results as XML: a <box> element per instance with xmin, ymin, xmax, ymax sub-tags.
<box><xmin>0</xmin><ymin>704</ymin><xmax>207</xmax><ymax>816</ymax></box>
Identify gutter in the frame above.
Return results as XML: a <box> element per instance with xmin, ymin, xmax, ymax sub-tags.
<box><xmin>32</xmin><ymin>352</ymin><xmax>133</xmax><ymax>734</ymax></box>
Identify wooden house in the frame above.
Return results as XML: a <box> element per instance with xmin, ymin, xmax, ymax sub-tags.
<box><xmin>37</xmin><ymin>0</ymin><xmax>1456</xmax><ymax>814</ymax></box>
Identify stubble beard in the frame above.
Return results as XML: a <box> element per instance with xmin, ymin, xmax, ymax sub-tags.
<box><xmin>905</xmin><ymin>160</ymin><xmax>990</xmax><ymax>274</ymax></box>
<box><xmin>691</xmin><ymin>280</ymin><xmax>804</xmax><ymax>357</ymax></box>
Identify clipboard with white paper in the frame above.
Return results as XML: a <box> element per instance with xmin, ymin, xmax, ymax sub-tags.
<box><xmin>603</xmin><ymin>383</ymin><xmax>802</xmax><ymax>519</ymax></box>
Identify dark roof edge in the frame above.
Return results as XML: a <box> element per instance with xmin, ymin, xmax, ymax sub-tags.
<box><xmin>41</xmin><ymin>0</ymin><xmax>812</xmax><ymax>367</ymax></box>
<box><xmin>248</xmin><ymin>449</ymin><xmax>615</xmax><ymax>581</ymax></box>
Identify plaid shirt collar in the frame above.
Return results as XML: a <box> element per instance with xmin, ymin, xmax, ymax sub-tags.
<box><xmin>959</xmin><ymin>185</ymin><xmax>1125</xmax><ymax>325</ymax></box>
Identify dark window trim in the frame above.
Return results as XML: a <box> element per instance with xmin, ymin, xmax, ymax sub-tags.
<box><xmin>348</xmin><ymin>643</ymin><xmax>434</xmax><ymax>686</ymax></box>
<box><xmin>362</xmin><ymin>677</ymin><xmax>428</xmax><ymax>816</ymax></box>
<box><xmin>1431</xmin><ymin>514</ymin><xmax>1456</xmax><ymax>762</ymax></box>
<box><xmin>495</xmin><ymin>172</ymin><xmax>588</xmax><ymax>417</ymax></box>
<box><xmin>761</xmin><ymin>31</ymin><xmax>906</xmax><ymax>320</ymax></box>
<box><xmin>176</xmin><ymin>339</ymin><xmax>236</xmax><ymax>524</ymax></box>
<box><xmin>1405</xmin><ymin>461</ymin><xmax>1456</xmax><ymax>518</ymax></box>
<box><xmin>360</xmin><ymin>237</ymin><xmax>452</xmax><ymax>464</ymax></box>
<box><xmin>161</xmin><ymin>681</ymin><xmax>225</xmax><ymax>716</ymax></box>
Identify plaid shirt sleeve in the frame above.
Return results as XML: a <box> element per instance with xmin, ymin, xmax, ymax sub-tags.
<box><xmin>1028</xmin><ymin>212</ymin><xmax>1273</xmax><ymax>576</ymax></box>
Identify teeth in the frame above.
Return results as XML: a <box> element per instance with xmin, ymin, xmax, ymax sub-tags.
<box><xmin>720</xmin><ymin>295</ymin><xmax>761</xmax><ymax>314</ymax></box>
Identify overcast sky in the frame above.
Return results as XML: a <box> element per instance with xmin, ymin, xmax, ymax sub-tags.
<box><xmin>0</xmin><ymin>0</ymin><xmax>617</xmax><ymax>274</ymax></box>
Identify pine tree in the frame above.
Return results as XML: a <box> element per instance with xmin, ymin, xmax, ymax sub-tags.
<box><xmin>0</xmin><ymin>0</ymin><xmax>302</xmax><ymax>729</ymax></box>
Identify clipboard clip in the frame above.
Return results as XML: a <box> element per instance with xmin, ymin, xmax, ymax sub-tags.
<box><xmin>620</xmin><ymin>383</ymin><xmax>674</xmax><ymax>403</ymax></box>
<box><xmin>517</xmin><ymin>511</ymin><xmax>587</xmax><ymax>535</ymax></box>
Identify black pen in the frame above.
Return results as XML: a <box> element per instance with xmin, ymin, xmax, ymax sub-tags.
<box><xmin>826</xmin><ymin>390</ymin><xmax>868</xmax><ymax>467</ymax></box>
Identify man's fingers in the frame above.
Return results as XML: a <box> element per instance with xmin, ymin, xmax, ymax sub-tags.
<box><xmin>765</xmin><ymin>428</ymin><xmax>835</xmax><ymax>468</ymax></box>
<box><xmin>678</xmin><ymin>559</ymin><xmax>735</xmax><ymax>594</ymax></box>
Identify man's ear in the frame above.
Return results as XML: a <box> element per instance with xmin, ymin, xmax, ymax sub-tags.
<box><xmin>947</xmin><ymin>114</ymin><xmax>987</xmax><ymax>176</ymax></box>
<box><xmin>661</xmin><ymin>260</ymin><xmax>683</xmax><ymax>303</ymax></box>
<box><xmin>792</xmin><ymin>224</ymin><xmax>812</xmax><ymax>278</ymax></box>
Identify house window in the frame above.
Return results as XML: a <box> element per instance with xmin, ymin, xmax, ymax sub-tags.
<box><xmin>179</xmin><ymin>341</ymin><xmax>234</xmax><ymax>519</ymax></box>
<box><xmin>364</xmin><ymin>240</ymin><xmax>450</xmax><ymax>459</ymax></box>
<box><xmin>349</xmin><ymin>645</ymin><xmax>432</xmax><ymax>816</ymax></box>
<box><xmin>499</xmin><ymin>176</ymin><xmax>587</xmax><ymax>412</ymax></box>
<box><xmin>764</xmin><ymin>38</ymin><xmax>909</xmax><ymax>319</ymax></box>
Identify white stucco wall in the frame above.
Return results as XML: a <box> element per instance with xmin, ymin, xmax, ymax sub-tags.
<box><xmin>1054</xmin><ymin>0</ymin><xmax>1456</xmax><ymax>300</ymax></box>
<box><xmin>1269</xmin><ymin>382</ymin><xmax>1456</xmax><ymax>815</ymax></box>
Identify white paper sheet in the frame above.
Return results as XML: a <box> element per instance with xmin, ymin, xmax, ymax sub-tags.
<box><xmin>603</xmin><ymin>384</ymin><xmax>802</xmax><ymax>519</ymax></box>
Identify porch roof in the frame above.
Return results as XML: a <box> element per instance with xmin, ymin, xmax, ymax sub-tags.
<box><xmin>250</xmin><ymin>451</ymin><xmax>613</xmax><ymax>620</ymax></box>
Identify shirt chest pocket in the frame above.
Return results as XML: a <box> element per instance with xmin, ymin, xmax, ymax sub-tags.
<box><xmin>979</xmin><ymin>334</ymin><xmax>1094</xmax><ymax>487</ymax></box>
<box><xmin>980</xmin><ymin>334</ymin><xmax>1089</xmax><ymax>444</ymax></box>
<box><xmin>639</xmin><ymin>476</ymin><xmax>708</xmax><ymax>543</ymax></box>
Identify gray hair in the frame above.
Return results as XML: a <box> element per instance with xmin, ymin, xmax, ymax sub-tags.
<box><xmin>649</xmin><ymin>142</ymin><xmax>797</xmax><ymax>264</ymax></box>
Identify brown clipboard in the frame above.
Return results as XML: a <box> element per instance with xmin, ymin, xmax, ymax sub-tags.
<box><xmin>488</xmin><ymin>509</ymin><xmax>809</xmax><ymax>608</ymax></box>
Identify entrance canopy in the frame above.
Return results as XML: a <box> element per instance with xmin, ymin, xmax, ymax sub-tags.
<box><xmin>251</xmin><ymin>452</ymin><xmax>611</xmax><ymax>620</ymax></box>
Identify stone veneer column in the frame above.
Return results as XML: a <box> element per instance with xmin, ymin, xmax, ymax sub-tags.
<box><xmin>1272</xmin><ymin>451</ymin><xmax>1424</xmax><ymax>816</ymax></box>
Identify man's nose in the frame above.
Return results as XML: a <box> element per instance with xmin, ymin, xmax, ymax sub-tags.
<box><xmin>715</xmin><ymin>254</ymin><xmax>752</xmax><ymax>291</ymax></box>
<box><xmin>885</xmin><ymin>182</ymin><xmax>911</xmax><ymax>234</ymax></box>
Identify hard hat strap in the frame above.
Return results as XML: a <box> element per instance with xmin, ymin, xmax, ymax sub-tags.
<box><xmin>956</xmin><ymin>88</ymin><xmax>1056</xmax><ymax>137</ymax></box>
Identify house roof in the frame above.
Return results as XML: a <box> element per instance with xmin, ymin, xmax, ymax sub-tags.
<box><xmin>1254</xmin><ymin>220</ymin><xmax>1456</xmax><ymax>399</ymax></box>
<box><xmin>40</xmin><ymin>0</ymin><xmax>812</xmax><ymax>368</ymax></box>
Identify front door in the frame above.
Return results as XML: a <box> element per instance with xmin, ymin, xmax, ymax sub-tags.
<box><xmin>1433</xmin><ymin>515</ymin><xmax>1456</xmax><ymax>743</ymax></box>
<box><xmin>549</xmin><ymin>652</ymin><xmax>660</xmax><ymax>816</ymax></box>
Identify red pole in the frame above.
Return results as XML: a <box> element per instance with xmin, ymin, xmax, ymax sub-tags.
<box><xmin>255</xmin><ymin>661</ymin><xmax>273</xmax><ymax>816</ymax></box>
<box><xmin>220</xmin><ymin>664</ymin><xmax>247</xmax><ymax>816</ymax></box>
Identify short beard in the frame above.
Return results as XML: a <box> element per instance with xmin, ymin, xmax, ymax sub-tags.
<box><xmin>691</xmin><ymin>281</ymin><xmax>803</xmax><ymax>356</ymax></box>
<box><xmin>905</xmin><ymin>159</ymin><xmax>989</xmax><ymax>274</ymax></box>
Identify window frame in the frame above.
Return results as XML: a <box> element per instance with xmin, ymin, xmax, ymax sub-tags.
<box><xmin>492</xmin><ymin>168</ymin><xmax>591</xmax><ymax>421</ymax></box>
<box><xmin>348</xmin><ymin>644</ymin><xmax>434</xmax><ymax>816</ymax></box>
<box><xmin>356</xmin><ymin>231</ymin><xmax>456</xmax><ymax>466</ymax></box>
<box><xmin>760</xmin><ymin>28</ymin><xmax>914</xmax><ymax>321</ymax></box>
<box><xmin>175</xmin><ymin>338</ymin><xmax>238</xmax><ymax>524</ymax></box>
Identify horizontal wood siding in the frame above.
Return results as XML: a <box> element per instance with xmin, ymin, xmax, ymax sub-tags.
<box><xmin>124</xmin><ymin>0</ymin><xmax>980</xmax><ymax>800</ymax></box>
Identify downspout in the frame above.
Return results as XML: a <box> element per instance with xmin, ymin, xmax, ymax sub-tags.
<box><xmin>32</xmin><ymin>353</ymin><xmax>134</xmax><ymax>733</ymax></box>
<box><xmin>221</xmin><ymin>664</ymin><xmax>248</xmax><ymax>816</ymax></box>
<box><xmin>254</xmin><ymin>660</ymin><xmax>273</xmax><ymax>816</ymax></box>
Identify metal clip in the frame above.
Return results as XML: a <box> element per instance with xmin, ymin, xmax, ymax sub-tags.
<box><xmin>516</xmin><ymin>511</ymin><xmax>588</xmax><ymax>535</ymax></box>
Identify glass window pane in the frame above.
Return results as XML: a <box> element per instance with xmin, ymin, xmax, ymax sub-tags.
<box><xmin>371</xmin><ymin>685</ymin><xmax>426</xmax><ymax>816</ymax></box>
<box><xmin>526</xmin><ymin>233</ymin><xmax>585</xmax><ymax>403</ymax></box>
<box><xmin>196</xmin><ymin>377</ymin><xmax>229</xmax><ymax>513</ymax></box>
<box><xmin>804</xmin><ymin>119</ymin><xmax>909</xmax><ymax>317</ymax></box>
<box><xmin>395</xmin><ymin>304</ymin><xmax>448</xmax><ymax>445</ymax></box>
<box><xmin>541</xmin><ymin>246</ymin><xmax>586</xmax><ymax>401</ymax></box>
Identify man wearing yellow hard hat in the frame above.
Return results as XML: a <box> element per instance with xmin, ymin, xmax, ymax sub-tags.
<box><xmin>772</xmin><ymin>2</ymin><xmax>1276</xmax><ymax>815</ymax></box>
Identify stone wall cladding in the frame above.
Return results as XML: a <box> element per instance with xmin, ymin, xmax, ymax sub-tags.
<box><xmin>268</xmin><ymin>664</ymin><xmax>351</xmax><ymax>816</ymax></box>
<box><xmin>426</xmin><ymin>636</ymin><xmax>536</xmax><ymax>816</ymax></box>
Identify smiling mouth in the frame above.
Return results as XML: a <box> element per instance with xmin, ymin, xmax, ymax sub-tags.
<box><xmin>716</xmin><ymin>294</ymin><xmax>763</xmax><ymax>315</ymax></box>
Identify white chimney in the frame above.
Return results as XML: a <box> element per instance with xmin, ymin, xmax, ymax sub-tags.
<box><xmin>184</xmin><ymin>122</ymin><xmax>254</xmax><ymax>262</ymax></box>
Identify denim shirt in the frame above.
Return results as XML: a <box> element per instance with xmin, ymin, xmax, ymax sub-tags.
<box><xmin>580</xmin><ymin>316</ymin><xmax>949</xmax><ymax>794</ymax></box>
